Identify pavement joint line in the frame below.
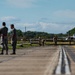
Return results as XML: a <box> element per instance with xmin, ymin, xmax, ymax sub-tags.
<box><xmin>1</xmin><ymin>53</ymin><xmax>32</xmax><ymax>63</ymax></box>
<box><xmin>0</xmin><ymin>53</ymin><xmax>25</xmax><ymax>63</ymax></box>
<box><xmin>0</xmin><ymin>47</ymin><xmax>41</xmax><ymax>63</ymax></box>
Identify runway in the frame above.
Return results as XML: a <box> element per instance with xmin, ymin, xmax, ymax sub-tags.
<box><xmin>0</xmin><ymin>46</ymin><xmax>59</xmax><ymax>75</ymax></box>
<box><xmin>0</xmin><ymin>46</ymin><xmax>75</xmax><ymax>75</ymax></box>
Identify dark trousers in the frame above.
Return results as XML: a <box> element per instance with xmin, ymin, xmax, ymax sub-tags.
<box><xmin>12</xmin><ymin>41</ymin><xmax>17</xmax><ymax>54</ymax></box>
<box><xmin>1</xmin><ymin>39</ymin><xmax>8</xmax><ymax>54</ymax></box>
<box><xmin>55</xmin><ymin>41</ymin><xmax>57</xmax><ymax>45</ymax></box>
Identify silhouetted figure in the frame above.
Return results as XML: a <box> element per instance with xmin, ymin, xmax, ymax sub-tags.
<box><xmin>0</xmin><ymin>22</ymin><xmax>8</xmax><ymax>55</ymax></box>
<box><xmin>42</xmin><ymin>39</ymin><xmax>45</xmax><ymax>46</ymax></box>
<box><xmin>20</xmin><ymin>39</ymin><xmax>23</xmax><ymax>47</ymax></box>
<box><xmin>68</xmin><ymin>37</ymin><xmax>71</xmax><ymax>45</ymax></box>
<box><xmin>53</xmin><ymin>35</ymin><xmax>57</xmax><ymax>45</ymax></box>
<box><xmin>10</xmin><ymin>24</ymin><xmax>17</xmax><ymax>55</ymax></box>
<box><xmin>30</xmin><ymin>39</ymin><xmax>32</xmax><ymax>46</ymax></box>
<box><xmin>39</xmin><ymin>37</ymin><xmax>41</xmax><ymax>46</ymax></box>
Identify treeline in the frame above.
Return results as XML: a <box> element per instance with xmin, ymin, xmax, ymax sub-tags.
<box><xmin>8</xmin><ymin>27</ymin><xmax>75</xmax><ymax>40</ymax></box>
<box><xmin>8</xmin><ymin>30</ymin><xmax>54</xmax><ymax>39</ymax></box>
<box><xmin>67</xmin><ymin>27</ymin><xmax>75</xmax><ymax>36</ymax></box>
<box><xmin>24</xmin><ymin>31</ymin><xmax>54</xmax><ymax>39</ymax></box>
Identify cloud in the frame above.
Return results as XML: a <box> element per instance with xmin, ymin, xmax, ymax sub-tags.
<box><xmin>14</xmin><ymin>22</ymin><xmax>75</xmax><ymax>33</ymax></box>
<box><xmin>0</xmin><ymin>16</ymin><xmax>74</xmax><ymax>33</ymax></box>
<box><xmin>15</xmin><ymin>22</ymin><xmax>37</xmax><ymax>31</ymax></box>
<box><xmin>0</xmin><ymin>16</ymin><xmax>20</xmax><ymax>23</ymax></box>
<box><xmin>6</xmin><ymin>0</ymin><xmax>38</xmax><ymax>8</ymax></box>
<box><xmin>1</xmin><ymin>16</ymin><xmax>74</xmax><ymax>33</ymax></box>
<box><xmin>39</xmin><ymin>22</ymin><xmax>75</xmax><ymax>33</ymax></box>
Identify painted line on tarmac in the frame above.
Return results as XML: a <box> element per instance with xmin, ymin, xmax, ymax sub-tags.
<box><xmin>55</xmin><ymin>46</ymin><xmax>62</xmax><ymax>74</ymax></box>
<box><xmin>55</xmin><ymin>46</ymin><xmax>71</xmax><ymax>75</ymax></box>
<box><xmin>63</xmin><ymin>48</ymin><xmax>71</xmax><ymax>75</ymax></box>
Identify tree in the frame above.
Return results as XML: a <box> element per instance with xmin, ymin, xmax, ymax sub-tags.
<box><xmin>8</xmin><ymin>29</ymin><xmax>23</xmax><ymax>37</ymax></box>
<box><xmin>16</xmin><ymin>29</ymin><xmax>23</xmax><ymax>37</ymax></box>
<box><xmin>67</xmin><ymin>27</ymin><xmax>75</xmax><ymax>36</ymax></box>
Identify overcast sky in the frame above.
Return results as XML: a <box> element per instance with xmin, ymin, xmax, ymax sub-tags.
<box><xmin>0</xmin><ymin>0</ymin><xmax>75</xmax><ymax>33</ymax></box>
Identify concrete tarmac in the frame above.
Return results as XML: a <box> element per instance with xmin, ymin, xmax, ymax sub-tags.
<box><xmin>0</xmin><ymin>46</ymin><xmax>59</xmax><ymax>75</ymax></box>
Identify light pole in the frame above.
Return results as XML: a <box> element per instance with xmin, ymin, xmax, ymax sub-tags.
<box><xmin>25</xmin><ymin>26</ymin><xmax>26</xmax><ymax>33</ymax></box>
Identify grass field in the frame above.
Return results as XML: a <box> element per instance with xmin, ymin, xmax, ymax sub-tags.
<box><xmin>0</xmin><ymin>40</ymin><xmax>39</xmax><ymax>50</ymax></box>
<box><xmin>0</xmin><ymin>40</ymin><xmax>75</xmax><ymax>51</ymax></box>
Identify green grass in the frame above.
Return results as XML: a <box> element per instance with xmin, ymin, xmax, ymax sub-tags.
<box><xmin>0</xmin><ymin>43</ymin><xmax>39</xmax><ymax>51</ymax></box>
<box><xmin>0</xmin><ymin>41</ymin><xmax>75</xmax><ymax>51</ymax></box>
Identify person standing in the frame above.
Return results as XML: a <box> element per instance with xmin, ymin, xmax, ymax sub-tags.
<box><xmin>10</xmin><ymin>24</ymin><xmax>17</xmax><ymax>55</ymax></box>
<box><xmin>39</xmin><ymin>37</ymin><xmax>41</xmax><ymax>46</ymax></box>
<box><xmin>53</xmin><ymin>35</ymin><xmax>57</xmax><ymax>45</ymax></box>
<box><xmin>0</xmin><ymin>22</ymin><xmax>8</xmax><ymax>55</ymax></box>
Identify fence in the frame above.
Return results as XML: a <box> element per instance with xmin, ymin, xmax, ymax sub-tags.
<box><xmin>28</xmin><ymin>39</ymin><xmax>75</xmax><ymax>45</ymax></box>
